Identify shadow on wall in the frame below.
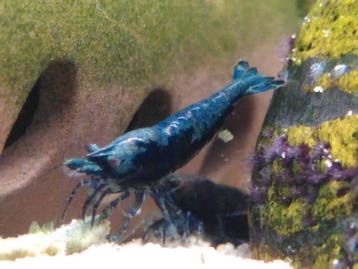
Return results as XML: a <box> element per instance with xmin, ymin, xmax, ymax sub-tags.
<box><xmin>125</xmin><ymin>88</ymin><xmax>172</xmax><ymax>131</ymax></box>
<box><xmin>3</xmin><ymin>61</ymin><xmax>77</xmax><ymax>151</ymax></box>
<box><xmin>0</xmin><ymin>60</ymin><xmax>81</xmax><ymax>236</ymax></box>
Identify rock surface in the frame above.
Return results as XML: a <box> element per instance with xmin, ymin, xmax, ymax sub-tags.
<box><xmin>249</xmin><ymin>1</ymin><xmax>358</xmax><ymax>268</ymax></box>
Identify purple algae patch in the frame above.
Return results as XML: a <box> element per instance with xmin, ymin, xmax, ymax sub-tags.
<box><xmin>251</xmin><ymin>134</ymin><xmax>358</xmax><ymax>202</ymax></box>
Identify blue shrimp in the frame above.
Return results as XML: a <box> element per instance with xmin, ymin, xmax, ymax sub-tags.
<box><xmin>63</xmin><ymin>61</ymin><xmax>284</xmax><ymax>239</ymax></box>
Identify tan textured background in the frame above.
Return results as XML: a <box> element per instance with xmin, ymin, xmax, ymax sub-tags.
<box><xmin>0</xmin><ymin>1</ymin><xmax>302</xmax><ymax>237</ymax></box>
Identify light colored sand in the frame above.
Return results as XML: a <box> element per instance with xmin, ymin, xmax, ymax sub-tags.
<box><xmin>0</xmin><ymin>219</ymin><xmax>292</xmax><ymax>269</ymax></box>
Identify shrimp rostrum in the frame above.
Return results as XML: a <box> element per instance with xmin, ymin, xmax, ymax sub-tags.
<box><xmin>63</xmin><ymin>61</ymin><xmax>284</xmax><ymax>238</ymax></box>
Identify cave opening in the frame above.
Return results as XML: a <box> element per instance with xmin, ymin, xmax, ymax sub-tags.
<box><xmin>4</xmin><ymin>80</ymin><xmax>40</xmax><ymax>149</ymax></box>
<box><xmin>125</xmin><ymin>88</ymin><xmax>172</xmax><ymax>131</ymax></box>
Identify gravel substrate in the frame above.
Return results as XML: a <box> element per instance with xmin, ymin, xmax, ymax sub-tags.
<box><xmin>0</xmin><ymin>219</ymin><xmax>292</xmax><ymax>269</ymax></box>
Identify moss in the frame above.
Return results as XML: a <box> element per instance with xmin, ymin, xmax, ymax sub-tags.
<box><xmin>286</xmin><ymin>115</ymin><xmax>358</xmax><ymax>168</ymax></box>
<box><xmin>311</xmin><ymin>181</ymin><xmax>353</xmax><ymax>222</ymax></box>
<box><xmin>276</xmin><ymin>184</ymin><xmax>290</xmax><ymax>198</ymax></box>
<box><xmin>255</xmin><ymin>243</ymin><xmax>283</xmax><ymax>262</ymax></box>
<box><xmin>314</xmin><ymin>73</ymin><xmax>331</xmax><ymax>91</ymax></box>
<box><xmin>267</xmin><ymin>184</ymin><xmax>309</xmax><ymax>237</ymax></box>
<box><xmin>256</xmin><ymin>159</ymin><xmax>355</xmax><ymax>240</ymax></box>
<box><xmin>337</xmin><ymin>70</ymin><xmax>358</xmax><ymax>94</ymax></box>
<box><xmin>251</xmin><ymin>124</ymin><xmax>357</xmax><ymax>267</ymax></box>
<box><xmin>303</xmin><ymin>70</ymin><xmax>358</xmax><ymax>94</ymax></box>
<box><xmin>292</xmin><ymin>0</ymin><xmax>358</xmax><ymax>62</ymax></box>
<box><xmin>251</xmin><ymin>1</ymin><xmax>358</xmax><ymax>262</ymax></box>
<box><xmin>254</xmin><ymin>178</ymin><xmax>353</xmax><ymax>267</ymax></box>
<box><xmin>291</xmin><ymin>160</ymin><xmax>302</xmax><ymax>175</ymax></box>
<box><xmin>286</xmin><ymin>126</ymin><xmax>316</xmax><ymax>146</ymax></box>
<box><xmin>311</xmin><ymin>233</ymin><xmax>344</xmax><ymax>269</ymax></box>
<box><xmin>318</xmin><ymin>116</ymin><xmax>358</xmax><ymax>167</ymax></box>
<box><xmin>272</xmin><ymin>160</ymin><xmax>282</xmax><ymax>174</ymax></box>
<box><xmin>302</xmin><ymin>72</ymin><xmax>331</xmax><ymax>93</ymax></box>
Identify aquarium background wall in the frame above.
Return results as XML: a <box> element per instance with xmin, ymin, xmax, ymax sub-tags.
<box><xmin>0</xmin><ymin>0</ymin><xmax>303</xmax><ymax>238</ymax></box>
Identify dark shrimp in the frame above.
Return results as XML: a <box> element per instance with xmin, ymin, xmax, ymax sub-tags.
<box><xmin>63</xmin><ymin>61</ymin><xmax>283</xmax><ymax>239</ymax></box>
<box><xmin>144</xmin><ymin>175</ymin><xmax>249</xmax><ymax>246</ymax></box>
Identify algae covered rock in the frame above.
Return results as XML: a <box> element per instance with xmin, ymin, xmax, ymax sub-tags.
<box><xmin>249</xmin><ymin>0</ymin><xmax>358</xmax><ymax>268</ymax></box>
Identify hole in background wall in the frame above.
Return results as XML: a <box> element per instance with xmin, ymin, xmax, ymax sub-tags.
<box><xmin>3</xmin><ymin>60</ymin><xmax>76</xmax><ymax>150</ymax></box>
<box><xmin>4</xmin><ymin>81</ymin><xmax>40</xmax><ymax>149</ymax></box>
<box><xmin>125</xmin><ymin>88</ymin><xmax>172</xmax><ymax>131</ymax></box>
<box><xmin>0</xmin><ymin>61</ymin><xmax>79</xmax><ymax>237</ymax></box>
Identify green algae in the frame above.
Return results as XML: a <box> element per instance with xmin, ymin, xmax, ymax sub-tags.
<box><xmin>337</xmin><ymin>70</ymin><xmax>358</xmax><ymax>94</ymax></box>
<box><xmin>267</xmin><ymin>186</ymin><xmax>309</xmax><ymax>237</ymax></box>
<box><xmin>311</xmin><ymin>181</ymin><xmax>353</xmax><ymax>222</ymax></box>
<box><xmin>292</xmin><ymin>0</ymin><xmax>358</xmax><ymax>62</ymax></box>
<box><xmin>314</xmin><ymin>73</ymin><xmax>331</xmax><ymax>92</ymax></box>
<box><xmin>251</xmin><ymin>120</ymin><xmax>357</xmax><ymax>267</ymax></box>
<box><xmin>0</xmin><ymin>0</ymin><xmax>303</xmax><ymax>110</ymax></box>
<box><xmin>303</xmin><ymin>70</ymin><xmax>358</xmax><ymax>94</ymax></box>
<box><xmin>250</xmin><ymin>2</ymin><xmax>358</xmax><ymax>266</ymax></box>
<box><xmin>310</xmin><ymin>233</ymin><xmax>344</xmax><ymax>269</ymax></box>
<box><xmin>318</xmin><ymin>116</ymin><xmax>358</xmax><ymax>168</ymax></box>
<box><xmin>265</xmin><ymin>179</ymin><xmax>353</xmax><ymax>238</ymax></box>
<box><xmin>0</xmin><ymin>0</ymin><xmax>242</xmax><ymax>103</ymax></box>
<box><xmin>286</xmin><ymin>115</ymin><xmax>358</xmax><ymax>168</ymax></box>
<box><xmin>302</xmin><ymin>72</ymin><xmax>331</xmax><ymax>93</ymax></box>
<box><xmin>253</xmin><ymin>171</ymin><xmax>354</xmax><ymax>267</ymax></box>
<box><xmin>286</xmin><ymin>125</ymin><xmax>316</xmax><ymax>147</ymax></box>
<box><xmin>254</xmin><ymin>232</ymin><xmax>345</xmax><ymax>269</ymax></box>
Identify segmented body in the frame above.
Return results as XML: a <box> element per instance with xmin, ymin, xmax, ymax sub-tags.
<box><xmin>63</xmin><ymin>61</ymin><xmax>283</xmax><ymax>240</ymax></box>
